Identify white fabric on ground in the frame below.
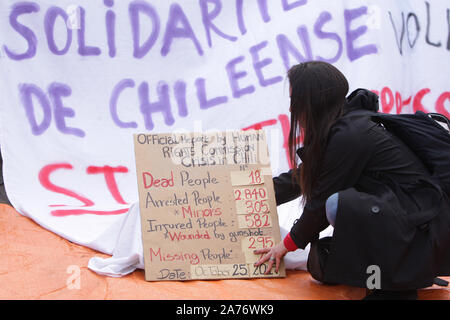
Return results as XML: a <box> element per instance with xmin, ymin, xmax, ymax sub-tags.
<box><xmin>88</xmin><ymin>198</ymin><xmax>334</xmax><ymax>277</ymax></box>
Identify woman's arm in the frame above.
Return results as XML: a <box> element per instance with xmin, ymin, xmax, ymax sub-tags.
<box><xmin>272</xmin><ymin>166</ymin><xmax>302</xmax><ymax>205</ymax></box>
<box><xmin>289</xmin><ymin>124</ymin><xmax>376</xmax><ymax>249</ymax></box>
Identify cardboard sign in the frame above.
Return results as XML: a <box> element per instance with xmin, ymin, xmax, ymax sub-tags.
<box><xmin>134</xmin><ymin>130</ymin><xmax>286</xmax><ymax>281</ymax></box>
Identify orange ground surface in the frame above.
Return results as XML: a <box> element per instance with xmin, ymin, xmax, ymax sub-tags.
<box><xmin>0</xmin><ymin>204</ymin><xmax>448</xmax><ymax>300</ymax></box>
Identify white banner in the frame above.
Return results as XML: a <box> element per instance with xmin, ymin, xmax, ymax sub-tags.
<box><xmin>0</xmin><ymin>0</ymin><xmax>449</xmax><ymax>254</ymax></box>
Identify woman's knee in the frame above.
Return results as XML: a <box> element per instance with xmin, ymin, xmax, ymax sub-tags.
<box><xmin>325</xmin><ymin>192</ymin><xmax>339</xmax><ymax>227</ymax></box>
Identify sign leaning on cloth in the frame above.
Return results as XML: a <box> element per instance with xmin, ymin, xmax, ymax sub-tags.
<box><xmin>133</xmin><ymin>130</ymin><xmax>285</xmax><ymax>281</ymax></box>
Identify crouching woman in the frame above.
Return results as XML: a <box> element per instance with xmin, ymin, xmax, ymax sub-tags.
<box><xmin>254</xmin><ymin>61</ymin><xmax>450</xmax><ymax>300</ymax></box>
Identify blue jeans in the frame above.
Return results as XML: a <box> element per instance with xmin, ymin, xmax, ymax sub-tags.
<box><xmin>325</xmin><ymin>193</ymin><xmax>339</xmax><ymax>227</ymax></box>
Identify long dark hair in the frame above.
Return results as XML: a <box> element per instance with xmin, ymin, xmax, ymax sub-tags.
<box><xmin>288</xmin><ymin>61</ymin><xmax>349</xmax><ymax>203</ymax></box>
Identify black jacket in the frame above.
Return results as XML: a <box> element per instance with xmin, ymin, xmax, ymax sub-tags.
<box><xmin>273</xmin><ymin>89</ymin><xmax>450</xmax><ymax>289</ymax></box>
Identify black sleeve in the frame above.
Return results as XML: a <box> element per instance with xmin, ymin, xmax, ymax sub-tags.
<box><xmin>289</xmin><ymin>125</ymin><xmax>376</xmax><ymax>249</ymax></box>
<box><xmin>272</xmin><ymin>167</ymin><xmax>302</xmax><ymax>206</ymax></box>
<box><xmin>0</xmin><ymin>146</ymin><xmax>11</xmax><ymax>205</ymax></box>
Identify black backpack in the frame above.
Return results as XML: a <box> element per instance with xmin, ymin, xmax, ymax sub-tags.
<box><xmin>371</xmin><ymin>111</ymin><xmax>450</xmax><ymax>197</ymax></box>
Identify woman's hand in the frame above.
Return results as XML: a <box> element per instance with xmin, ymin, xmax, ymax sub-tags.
<box><xmin>253</xmin><ymin>241</ymin><xmax>289</xmax><ymax>274</ymax></box>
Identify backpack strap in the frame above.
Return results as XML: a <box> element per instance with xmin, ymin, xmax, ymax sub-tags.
<box><xmin>428</xmin><ymin>113</ymin><xmax>450</xmax><ymax>132</ymax></box>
